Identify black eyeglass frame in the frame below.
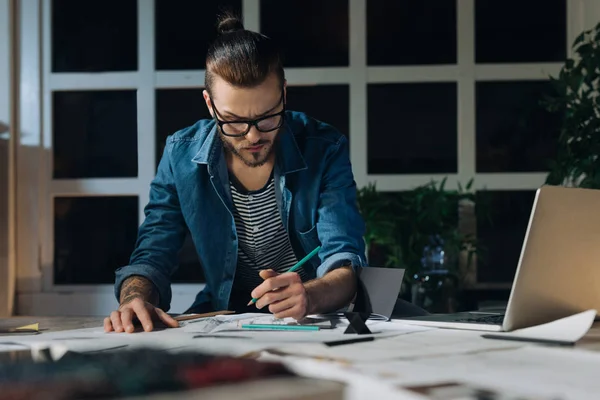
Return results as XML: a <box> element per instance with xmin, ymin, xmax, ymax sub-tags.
<box><xmin>210</xmin><ymin>91</ymin><xmax>286</xmax><ymax>138</ymax></box>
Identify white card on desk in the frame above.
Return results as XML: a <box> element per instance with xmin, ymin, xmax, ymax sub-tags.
<box><xmin>482</xmin><ymin>309</ymin><xmax>597</xmax><ymax>345</ymax></box>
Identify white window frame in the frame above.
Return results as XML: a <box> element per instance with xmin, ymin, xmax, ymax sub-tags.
<box><xmin>15</xmin><ymin>0</ymin><xmax>599</xmax><ymax>316</ymax></box>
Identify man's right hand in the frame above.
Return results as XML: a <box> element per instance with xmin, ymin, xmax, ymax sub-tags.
<box><xmin>104</xmin><ymin>275</ymin><xmax>179</xmax><ymax>333</ymax></box>
<box><xmin>103</xmin><ymin>297</ymin><xmax>179</xmax><ymax>333</ymax></box>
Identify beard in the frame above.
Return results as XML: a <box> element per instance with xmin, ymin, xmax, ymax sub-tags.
<box><xmin>220</xmin><ymin>133</ymin><xmax>276</xmax><ymax>168</ymax></box>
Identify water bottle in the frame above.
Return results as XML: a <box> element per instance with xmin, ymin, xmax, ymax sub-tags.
<box><xmin>411</xmin><ymin>235</ymin><xmax>458</xmax><ymax>313</ymax></box>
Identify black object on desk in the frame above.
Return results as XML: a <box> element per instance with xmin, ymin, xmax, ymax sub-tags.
<box><xmin>344</xmin><ymin>312</ymin><xmax>372</xmax><ymax>334</ymax></box>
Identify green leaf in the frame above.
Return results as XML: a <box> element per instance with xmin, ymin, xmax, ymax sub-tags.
<box><xmin>574</xmin><ymin>31</ymin><xmax>586</xmax><ymax>47</ymax></box>
<box><xmin>466</xmin><ymin>178</ymin><xmax>474</xmax><ymax>191</ymax></box>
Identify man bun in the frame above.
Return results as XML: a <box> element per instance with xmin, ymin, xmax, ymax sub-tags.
<box><xmin>217</xmin><ymin>13</ymin><xmax>245</xmax><ymax>35</ymax></box>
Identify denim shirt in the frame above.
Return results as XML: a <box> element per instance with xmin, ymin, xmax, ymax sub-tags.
<box><xmin>114</xmin><ymin>111</ymin><xmax>367</xmax><ymax>312</ymax></box>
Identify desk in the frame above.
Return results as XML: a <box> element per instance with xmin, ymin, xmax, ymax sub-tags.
<box><xmin>2</xmin><ymin>316</ymin><xmax>600</xmax><ymax>400</ymax></box>
<box><xmin>0</xmin><ymin>316</ymin><xmax>344</xmax><ymax>400</ymax></box>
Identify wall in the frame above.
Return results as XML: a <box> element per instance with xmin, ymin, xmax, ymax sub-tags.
<box><xmin>0</xmin><ymin>0</ymin><xmax>15</xmax><ymax>317</ymax></box>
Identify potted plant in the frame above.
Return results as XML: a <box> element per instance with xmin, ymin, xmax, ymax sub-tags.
<box><xmin>356</xmin><ymin>178</ymin><xmax>487</xmax><ymax>312</ymax></box>
<box><xmin>542</xmin><ymin>22</ymin><xmax>600</xmax><ymax>188</ymax></box>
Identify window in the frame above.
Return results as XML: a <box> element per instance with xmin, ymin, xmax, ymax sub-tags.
<box><xmin>54</xmin><ymin>196</ymin><xmax>139</xmax><ymax>284</ymax></box>
<box><xmin>367</xmin><ymin>83</ymin><xmax>457</xmax><ymax>174</ymax></box>
<box><xmin>475</xmin><ymin>0</ymin><xmax>567</xmax><ymax>63</ymax></box>
<box><xmin>155</xmin><ymin>0</ymin><xmax>242</xmax><ymax>70</ymax></box>
<box><xmin>53</xmin><ymin>90</ymin><xmax>138</xmax><ymax>179</ymax></box>
<box><xmin>476</xmin><ymin>81</ymin><xmax>560</xmax><ymax>173</ymax></box>
<box><xmin>285</xmin><ymin>85</ymin><xmax>349</xmax><ymax>139</ymax></box>
<box><xmin>52</xmin><ymin>0</ymin><xmax>138</xmax><ymax>72</ymax></box>
<box><xmin>367</xmin><ymin>1</ymin><xmax>457</xmax><ymax>66</ymax></box>
<box><xmin>18</xmin><ymin>0</ymin><xmax>584</xmax><ymax>315</ymax></box>
<box><xmin>261</xmin><ymin>0</ymin><xmax>349</xmax><ymax>67</ymax></box>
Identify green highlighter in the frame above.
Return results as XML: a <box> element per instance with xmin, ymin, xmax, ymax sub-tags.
<box><xmin>249</xmin><ymin>245</ymin><xmax>321</xmax><ymax>305</ymax></box>
<box><xmin>241</xmin><ymin>324</ymin><xmax>319</xmax><ymax>331</ymax></box>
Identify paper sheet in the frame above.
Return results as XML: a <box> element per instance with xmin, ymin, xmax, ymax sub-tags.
<box><xmin>181</xmin><ymin>313</ymin><xmax>285</xmax><ymax>334</ymax></box>
<box><xmin>183</xmin><ymin>314</ymin><xmax>432</xmax><ymax>343</ymax></box>
<box><xmin>0</xmin><ymin>342</ymin><xmax>29</xmax><ymax>351</ymax></box>
<box><xmin>371</xmin><ymin>346</ymin><xmax>600</xmax><ymax>400</ymax></box>
<box><xmin>284</xmin><ymin>345</ymin><xmax>600</xmax><ymax>400</ymax></box>
<box><xmin>274</xmin><ymin>356</ymin><xmax>423</xmax><ymax>400</ymax></box>
<box><xmin>0</xmin><ymin>314</ymin><xmax>434</xmax><ymax>361</ymax></box>
<box><xmin>272</xmin><ymin>327</ymin><xmax>526</xmax><ymax>362</ymax></box>
<box><xmin>267</xmin><ymin>341</ymin><xmax>600</xmax><ymax>400</ymax></box>
<box><xmin>481</xmin><ymin>309</ymin><xmax>597</xmax><ymax>344</ymax></box>
<box><xmin>0</xmin><ymin>324</ymin><xmax>271</xmax><ymax>359</ymax></box>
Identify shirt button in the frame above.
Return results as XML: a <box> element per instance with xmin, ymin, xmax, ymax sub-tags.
<box><xmin>253</xmin><ymin>227</ymin><xmax>259</xmax><ymax>233</ymax></box>
<box><xmin>248</xmin><ymin>195</ymin><xmax>254</xmax><ymax>201</ymax></box>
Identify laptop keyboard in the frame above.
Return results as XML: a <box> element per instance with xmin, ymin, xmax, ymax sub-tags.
<box><xmin>455</xmin><ymin>314</ymin><xmax>505</xmax><ymax>325</ymax></box>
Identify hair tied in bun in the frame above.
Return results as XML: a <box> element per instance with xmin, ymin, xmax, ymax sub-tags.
<box><xmin>217</xmin><ymin>14</ymin><xmax>245</xmax><ymax>35</ymax></box>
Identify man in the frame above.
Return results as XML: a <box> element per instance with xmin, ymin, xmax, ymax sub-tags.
<box><xmin>104</xmin><ymin>15</ymin><xmax>367</xmax><ymax>334</ymax></box>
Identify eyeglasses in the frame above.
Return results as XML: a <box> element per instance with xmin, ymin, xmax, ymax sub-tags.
<box><xmin>210</xmin><ymin>92</ymin><xmax>286</xmax><ymax>138</ymax></box>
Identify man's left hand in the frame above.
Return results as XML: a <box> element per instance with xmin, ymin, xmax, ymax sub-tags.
<box><xmin>250</xmin><ymin>269</ymin><xmax>310</xmax><ymax>320</ymax></box>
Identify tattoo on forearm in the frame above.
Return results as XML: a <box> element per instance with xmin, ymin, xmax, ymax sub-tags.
<box><xmin>119</xmin><ymin>276</ymin><xmax>159</xmax><ymax>306</ymax></box>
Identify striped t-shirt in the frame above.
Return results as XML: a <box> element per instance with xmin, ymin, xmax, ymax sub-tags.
<box><xmin>229</xmin><ymin>175</ymin><xmax>309</xmax><ymax>300</ymax></box>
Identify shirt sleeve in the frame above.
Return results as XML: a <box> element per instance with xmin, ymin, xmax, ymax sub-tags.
<box><xmin>315</xmin><ymin>135</ymin><xmax>367</xmax><ymax>278</ymax></box>
<box><xmin>113</xmin><ymin>141</ymin><xmax>187</xmax><ymax>312</ymax></box>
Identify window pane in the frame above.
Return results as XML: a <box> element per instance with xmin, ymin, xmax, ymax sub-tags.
<box><xmin>475</xmin><ymin>0</ymin><xmax>566</xmax><ymax>63</ymax></box>
<box><xmin>260</xmin><ymin>0</ymin><xmax>348</xmax><ymax>67</ymax></box>
<box><xmin>476</xmin><ymin>190</ymin><xmax>535</xmax><ymax>283</ymax></box>
<box><xmin>368</xmin><ymin>83</ymin><xmax>457</xmax><ymax>174</ymax></box>
<box><xmin>156</xmin><ymin>89</ymin><xmax>211</xmax><ymax>169</ymax></box>
<box><xmin>155</xmin><ymin>0</ymin><xmax>242</xmax><ymax>70</ymax></box>
<box><xmin>286</xmin><ymin>85</ymin><xmax>349</xmax><ymax>139</ymax></box>
<box><xmin>476</xmin><ymin>81</ymin><xmax>560</xmax><ymax>173</ymax></box>
<box><xmin>53</xmin><ymin>91</ymin><xmax>138</xmax><ymax>179</ymax></box>
<box><xmin>52</xmin><ymin>0</ymin><xmax>137</xmax><ymax>72</ymax></box>
<box><xmin>54</xmin><ymin>196</ymin><xmax>138</xmax><ymax>284</ymax></box>
<box><xmin>367</xmin><ymin>1</ymin><xmax>456</xmax><ymax>66</ymax></box>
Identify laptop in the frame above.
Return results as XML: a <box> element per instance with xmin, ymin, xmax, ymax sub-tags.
<box><xmin>397</xmin><ymin>185</ymin><xmax>600</xmax><ymax>332</ymax></box>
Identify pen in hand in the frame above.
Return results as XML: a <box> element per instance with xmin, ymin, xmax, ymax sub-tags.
<box><xmin>248</xmin><ymin>245</ymin><xmax>321</xmax><ymax>306</ymax></box>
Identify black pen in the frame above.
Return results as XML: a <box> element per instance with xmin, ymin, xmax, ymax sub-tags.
<box><xmin>324</xmin><ymin>336</ymin><xmax>375</xmax><ymax>347</ymax></box>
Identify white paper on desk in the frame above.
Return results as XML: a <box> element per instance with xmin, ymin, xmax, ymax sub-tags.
<box><xmin>181</xmin><ymin>313</ymin><xmax>272</xmax><ymax>333</ymax></box>
<box><xmin>272</xmin><ymin>327</ymin><xmax>525</xmax><ymax>362</ymax></box>
<box><xmin>36</xmin><ymin>336</ymin><xmax>273</xmax><ymax>361</ymax></box>
<box><xmin>482</xmin><ymin>309</ymin><xmax>597</xmax><ymax>344</ymax></box>
<box><xmin>390</xmin><ymin>345</ymin><xmax>600</xmax><ymax>399</ymax></box>
<box><xmin>0</xmin><ymin>342</ymin><xmax>29</xmax><ymax>351</ymax></box>
<box><xmin>188</xmin><ymin>316</ymin><xmax>431</xmax><ymax>343</ymax></box>
<box><xmin>272</xmin><ymin>356</ymin><xmax>423</xmax><ymax>400</ymax></box>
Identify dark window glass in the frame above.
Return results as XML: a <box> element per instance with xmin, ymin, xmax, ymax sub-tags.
<box><xmin>367</xmin><ymin>1</ymin><xmax>456</xmax><ymax>66</ymax></box>
<box><xmin>155</xmin><ymin>0</ymin><xmax>242</xmax><ymax>70</ymax></box>
<box><xmin>52</xmin><ymin>0</ymin><xmax>137</xmax><ymax>72</ymax></box>
<box><xmin>156</xmin><ymin>89</ymin><xmax>211</xmax><ymax>169</ymax></box>
<box><xmin>476</xmin><ymin>81</ymin><xmax>560</xmax><ymax>173</ymax></box>
<box><xmin>286</xmin><ymin>85</ymin><xmax>349</xmax><ymax>138</ymax></box>
<box><xmin>260</xmin><ymin>0</ymin><xmax>348</xmax><ymax>67</ymax></box>
<box><xmin>475</xmin><ymin>0</ymin><xmax>566</xmax><ymax>63</ymax></box>
<box><xmin>476</xmin><ymin>190</ymin><xmax>536</xmax><ymax>283</ymax></box>
<box><xmin>368</xmin><ymin>83</ymin><xmax>457</xmax><ymax>174</ymax></box>
<box><xmin>54</xmin><ymin>196</ymin><xmax>139</xmax><ymax>284</ymax></box>
<box><xmin>53</xmin><ymin>90</ymin><xmax>138</xmax><ymax>179</ymax></box>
